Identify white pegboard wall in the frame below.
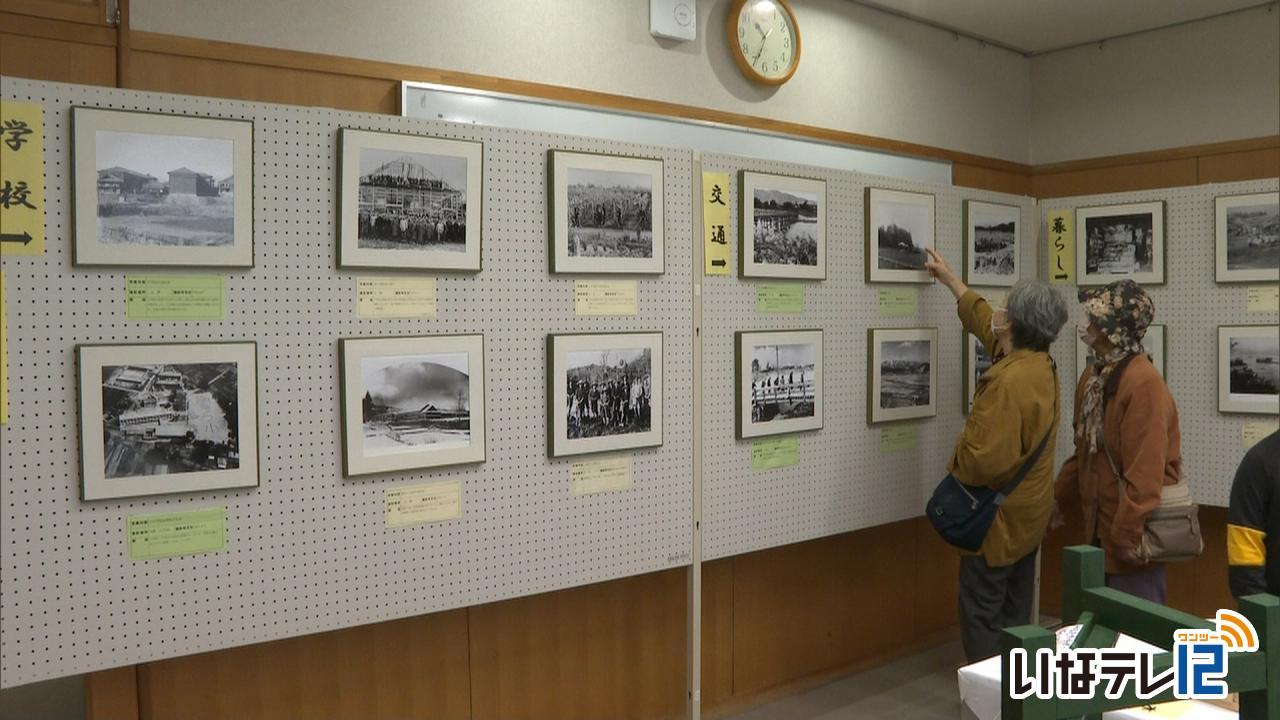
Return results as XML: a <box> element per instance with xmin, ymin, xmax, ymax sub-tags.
<box><xmin>0</xmin><ymin>77</ymin><xmax>693</xmax><ymax>686</ymax></box>
<box><xmin>1042</xmin><ymin>179</ymin><xmax>1280</xmax><ymax>508</ymax></box>
<box><xmin>700</xmin><ymin>153</ymin><xmax>1039</xmax><ymax>561</ymax></box>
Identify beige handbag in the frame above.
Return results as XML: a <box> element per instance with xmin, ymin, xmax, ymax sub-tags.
<box><xmin>1102</xmin><ymin>443</ymin><xmax>1203</xmax><ymax>563</ymax></box>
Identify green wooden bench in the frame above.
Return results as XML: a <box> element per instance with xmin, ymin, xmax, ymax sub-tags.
<box><xmin>1000</xmin><ymin>545</ymin><xmax>1279</xmax><ymax>720</ymax></box>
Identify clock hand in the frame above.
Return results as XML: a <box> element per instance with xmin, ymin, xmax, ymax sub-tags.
<box><xmin>752</xmin><ymin>26</ymin><xmax>776</xmax><ymax>66</ymax></box>
<box><xmin>754</xmin><ymin>21</ymin><xmax>767</xmax><ymax>38</ymax></box>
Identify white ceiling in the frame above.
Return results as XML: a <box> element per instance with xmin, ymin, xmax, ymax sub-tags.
<box><xmin>852</xmin><ymin>0</ymin><xmax>1273</xmax><ymax>54</ymax></box>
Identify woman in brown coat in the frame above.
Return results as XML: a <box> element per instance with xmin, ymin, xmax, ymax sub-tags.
<box><xmin>1054</xmin><ymin>279</ymin><xmax>1181</xmax><ymax>603</ymax></box>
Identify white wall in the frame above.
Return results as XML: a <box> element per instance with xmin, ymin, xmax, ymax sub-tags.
<box><xmin>1029</xmin><ymin>6</ymin><xmax>1280</xmax><ymax>165</ymax></box>
<box><xmin>130</xmin><ymin>0</ymin><xmax>1034</xmax><ymax>163</ymax></box>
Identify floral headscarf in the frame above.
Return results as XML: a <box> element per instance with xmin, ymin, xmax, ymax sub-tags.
<box><xmin>1075</xmin><ymin>280</ymin><xmax>1155</xmax><ymax>453</ymax></box>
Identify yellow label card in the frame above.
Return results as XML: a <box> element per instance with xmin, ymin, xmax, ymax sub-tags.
<box><xmin>571</xmin><ymin>455</ymin><xmax>633</xmax><ymax>495</ymax></box>
<box><xmin>1046</xmin><ymin>210</ymin><xmax>1073</xmax><ymax>285</ymax></box>
<box><xmin>574</xmin><ymin>280</ymin><xmax>638</xmax><ymax>316</ymax></box>
<box><xmin>385</xmin><ymin>481</ymin><xmax>462</xmax><ymax>527</ymax></box>
<box><xmin>1</xmin><ymin>271</ymin><xmax>7</xmax><ymax>424</ymax></box>
<box><xmin>881</xmin><ymin>424</ymin><xmax>920</xmax><ymax>453</ymax></box>
<box><xmin>757</xmin><ymin>283</ymin><xmax>804</xmax><ymax>313</ymax></box>
<box><xmin>752</xmin><ymin>436</ymin><xmax>799</xmax><ymax>470</ymax></box>
<box><xmin>126</xmin><ymin>275</ymin><xmax>224</xmax><ymax>320</ymax></box>
<box><xmin>1247</xmin><ymin>285</ymin><xmax>1279</xmax><ymax>314</ymax></box>
<box><xmin>128</xmin><ymin>507</ymin><xmax>226</xmax><ymax>561</ymax></box>
<box><xmin>357</xmin><ymin>276</ymin><xmax>437</xmax><ymax>318</ymax></box>
<box><xmin>702</xmin><ymin>171</ymin><xmax>731</xmax><ymax>275</ymax></box>
<box><xmin>1244</xmin><ymin>421</ymin><xmax>1279</xmax><ymax>450</ymax></box>
<box><xmin>879</xmin><ymin>288</ymin><xmax>918</xmax><ymax>317</ymax></box>
<box><xmin>0</xmin><ymin>100</ymin><xmax>45</xmax><ymax>256</ymax></box>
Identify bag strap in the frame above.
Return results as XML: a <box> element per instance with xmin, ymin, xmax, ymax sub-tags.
<box><xmin>996</xmin><ymin>357</ymin><xmax>1059</xmax><ymax>504</ymax></box>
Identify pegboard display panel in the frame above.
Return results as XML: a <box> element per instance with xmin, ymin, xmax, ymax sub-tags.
<box><xmin>0</xmin><ymin>77</ymin><xmax>693</xmax><ymax>686</ymax></box>
<box><xmin>700</xmin><ymin>153</ymin><xmax>1038</xmax><ymax>561</ymax></box>
<box><xmin>1042</xmin><ymin>178</ymin><xmax>1280</xmax><ymax>508</ymax></box>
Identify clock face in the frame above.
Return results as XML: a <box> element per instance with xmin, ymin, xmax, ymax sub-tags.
<box><xmin>734</xmin><ymin>0</ymin><xmax>799</xmax><ymax>82</ymax></box>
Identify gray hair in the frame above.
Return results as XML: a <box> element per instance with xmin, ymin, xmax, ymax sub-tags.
<box><xmin>1005</xmin><ymin>279</ymin><xmax>1069</xmax><ymax>352</ymax></box>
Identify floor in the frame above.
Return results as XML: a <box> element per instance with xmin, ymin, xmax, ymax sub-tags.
<box><xmin>725</xmin><ymin>637</ymin><xmax>968</xmax><ymax>720</ymax></box>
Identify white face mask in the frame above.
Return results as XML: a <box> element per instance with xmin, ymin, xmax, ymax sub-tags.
<box><xmin>1076</xmin><ymin>322</ymin><xmax>1094</xmax><ymax>345</ymax></box>
<box><xmin>990</xmin><ymin>306</ymin><xmax>1009</xmax><ymax>337</ymax></box>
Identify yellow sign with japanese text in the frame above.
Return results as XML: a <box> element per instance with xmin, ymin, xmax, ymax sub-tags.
<box><xmin>702</xmin><ymin>172</ymin><xmax>731</xmax><ymax>275</ymax></box>
<box><xmin>0</xmin><ymin>101</ymin><xmax>45</xmax><ymax>256</ymax></box>
<box><xmin>574</xmin><ymin>279</ymin><xmax>638</xmax><ymax>316</ymax></box>
<box><xmin>571</xmin><ymin>455</ymin><xmax>633</xmax><ymax>495</ymax></box>
<box><xmin>1046</xmin><ymin>210</ymin><xmax>1073</xmax><ymax>285</ymax></box>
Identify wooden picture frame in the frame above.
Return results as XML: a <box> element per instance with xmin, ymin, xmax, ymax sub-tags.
<box><xmin>548</xmin><ymin>332</ymin><xmax>663</xmax><ymax>457</ymax></box>
<box><xmin>868</xmin><ymin>327</ymin><xmax>938</xmax><ymax>424</ymax></box>
<box><xmin>738</xmin><ymin>171</ymin><xmax>826</xmax><ymax>280</ymax></box>
<box><xmin>866</xmin><ymin>187</ymin><xmax>935</xmax><ymax>284</ymax></box>
<box><xmin>72</xmin><ymin>107</ymin><xmax>254</xmax><ymax>267</ymax></box>
<box><xmin>548</xmin><ymin>150</ymin><xmax>665</xmax><ymax>275</ymax></box>
<box><xmin>963</xmin><ymin>332</ymin><xmax>994</xmax><ymax>415</ymax></box>
<box><xmin>1215</xmin><ymin>191</ymin><xmax>1279</xmax><ymax>284</ymax></box>
<box><xmin>77</xmin><ymin>341</ymin><xmax>260</xmax><ymax>500</ymax></box>
<box><xmin>963</xmin><ymin>200</ymin><xmax>1019</xmax><ymax>287</ymax></box>
<box><xmin>1219</xmin><ymin>325</ymin><xmax>1280</xmax><ymax>415</ymax></box>
<box><xmin>735</xmin><ymin>329</ymin><xmax>823</xmax><ymax>439</ymax></box>
<box><xmin>337</xmin><ymin>128</ymin><xmax>483</xmax><ymax>272</ymax></box>
<box><xmin>1075</xmin><ymin>201</ymin><xmax>1166</xmax><ymax>286</ymax></box>
<box><xmin>339</xmin><ymin>335</ymin><xmax>487</xmax><ymax>476</ymax></box>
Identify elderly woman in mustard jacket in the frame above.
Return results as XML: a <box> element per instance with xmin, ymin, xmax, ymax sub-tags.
<box><xmin>925</xmin><ymin>249</ymin><xmax>1069</xmax><ymax>662</ymax></box>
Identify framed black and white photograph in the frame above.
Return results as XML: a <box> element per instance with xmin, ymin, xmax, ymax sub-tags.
<box><xmin>963</xmin><ymin>200</ymin><xmax>1019</xmax><ymax>287</ymax></box>
<box><xmin>735</xmin><ymin>330</ymin><xmax>823</xmax><ymax>439</ymax></box>
<box><xmin>963</xmin><ymin>333</ymin><xmax>994</xmax><ymax>415</ymax></box>
<box><xmin>868</xmin><ymin>327</ymin><xmax>938</xmax><ymax>424</ymax></box>
<box><xmin>1216</xmin><ymin>191</ymin><xmax>1279</xmax><ymax>284</ymax></box>
<box><xmin>338</xmin><ymin>128</ymin><xmax>482</xmax><ymax>272</ymax></box>
<box><xmin>866</xmin><ymin>188</ymin><xmax>935</xmax><ymax>284</ymax></box>
<box><xmin>77</xmin><ymin>342</ymin><xmax>259</xmax><ymax>500</ymax></box>
<box><xmin>1075</xmin><ymin>201</ymin><xmax>1165</xmax><ymax>286</ymax></box>
<box><xmin>72</xmin><ymin>107</ymin><xmax>254</xmax><ymax>267</ymax></box>
<box><xmin>1077</xmin><ymin>324</ymin><xmax>1166</xmax><ymax>380</ymax></box>
<box><xmin>548</xmin><ymin>332</ymin><xmax>663</xmax><ymax>457</ymax></box>
<box><xmin>549</xmin><ymin>151</ymin><xmax>664</xmax><ymax>274</ymax></box>
<box><xmin>739</xmin><ymin>172</ymin><xmax>825</xmax><ymax>280</ymax></box>
<box><xmin>1219</xmin><ymin>325</ymin><xmax>1280</xmax><ymax>415</ymax></box>
<box><xmin>339</xmin><ymin>335</ymin><xmax>486</xmax><ymax>476</ymax></box>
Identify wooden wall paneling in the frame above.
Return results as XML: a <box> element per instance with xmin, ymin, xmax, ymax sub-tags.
<box><xmin>135</xmin><ymin>609</ymin><xmax>470</xmax><ymax>720</ymax></box>
<box><xmin>85</xmin><ymin>666</ymin><xmax>139</xmax><ymax>720</ymax></box>
<box><xmin>845</xmin><ymin>520</ymin><xmax>919</xmax><ymax>660</ymax></box>
<box><xmin>0</xmin><ymin>0</ymin><xmax>105</xmax><ymax>24</ymax></box>
<box><xmin>467</xmin><ymin>568</ymin><xmax>686</xmax><ymax>720</ymax></box>
<box><xmin>913</xmin><ymin>517</ymin><xmax>961</xmax><ymax>637</ymax></box>
<box><xmin>952</xmin><ymin>163</ymin><xmax>1032</xmax><ymax>196</ymax></box>
<box><xmin>1192</xmin><ymin>506</ymin><xmax>1233</xmax><ymax>617</ymax></box>
<box><xmin>115</xmin><ymin>0</ymin><xmax>129</xmax><ymax>87</ymax></box>
<box><xmin>126</xmin><ymin>49</ymin><xmax>397</xmax><ymax>114</ymax></box>
<box><xmin>1031</xmin><ymin>158</ymin><xmax>1198</xmax><ymax>200</ymax></box>
<box><xmin>119</xmin><ymin>30</ymin><xmax>1030</xmax><ymax>176</ymax></box>
<box><xmin>1198</xmin><ymin>147</ymin><xmax>1280</xmax><ymax>184</ymax></box>
<box><xmin>729</xmin><ymin>519</ymin><xmax>922</xmax><ymax>700</ymax></box>
<box><xmin>730</xmin><ymin>534</ymin><xmax>854</xmax><ymax>696</ymax></box>
<box><xmin>700</xmin><ymin>558</ymin><xmax>735</xmax><ymax>715</ymax></box>
<box><xmin>0</xmin><ymin>11</ymin><xmax>115</xmax><ymax>86</ymax></box>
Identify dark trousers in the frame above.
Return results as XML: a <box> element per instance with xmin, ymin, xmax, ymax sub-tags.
<box><xmin>1106</xmin><ymin>564</ymin><xmax>1167</xmax><ymax>604</ymax></box>
<box><xmin>959</xmin><ymin>549</ymin><xmax>1038</xmax><ymax>663</ymax></box>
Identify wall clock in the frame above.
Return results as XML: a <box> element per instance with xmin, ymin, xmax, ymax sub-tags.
<box><xmin>728</xmin><ymin>0</ymin><xmax>802</xmax><ymax>86</ymax></box>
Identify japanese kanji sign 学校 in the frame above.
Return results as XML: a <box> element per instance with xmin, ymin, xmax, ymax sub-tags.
<box><xmin>0</xmin><ymin>101</ymin><xmax>45</xmax><ymax>256</ymax></box>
